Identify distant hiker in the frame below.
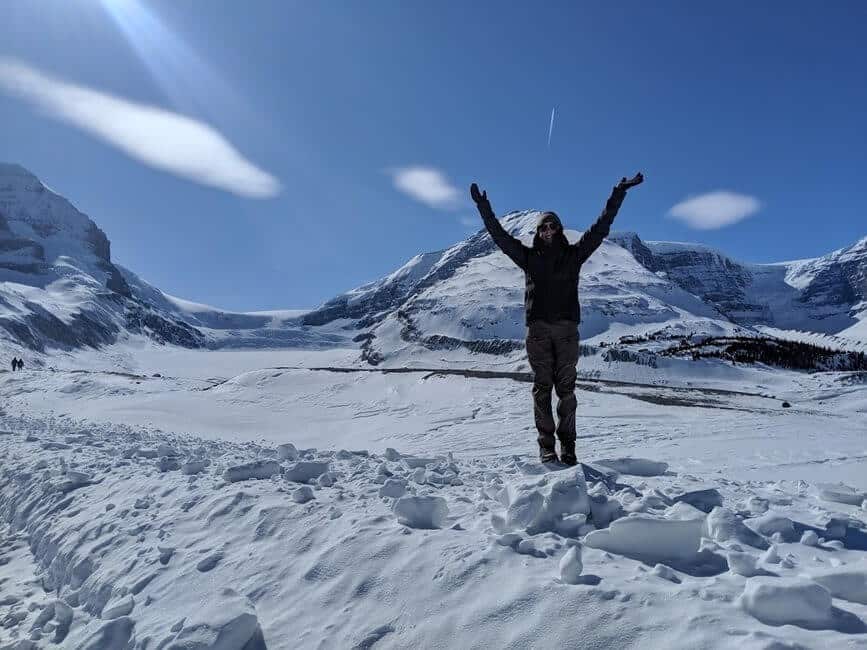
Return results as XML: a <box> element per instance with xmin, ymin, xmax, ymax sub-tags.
<box><xmin>10</xmin><ymin>357</ymin><xmax>18</xmax><ymax>372</ymax></box>
<box><xmin>16</xmin><ymin>358</ymin><xmax>24</xmax><ymax>371</ymax></box>
<box><xmin>471</xmin><ymin>173</ymin><xmax>644</xmax><ymax>465</ymax></box>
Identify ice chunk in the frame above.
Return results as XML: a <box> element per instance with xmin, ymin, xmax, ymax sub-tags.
<box><xmin>761</xmin><ymin>545</ymin><xmax>781</xmax><ymax>565</ymax></box>
<box><xmin>157</xmin><ymin>443</ymin><xmax>178</xmax><ymax>457</ymax></box>
<box><xmin>809</xmin><ymin>568</ymin><xmax>867</xmax><ymax>605</ymax></box>
<box><xmin>293</xmin><ymin>486</ymin><xmax>315</xmax><ymax>504</ymax></box>
<box><xmin>816</xmin><ymin>482</ymin><xmax>866</xmax><ymax>506</ymax></box>
<box><xmin>665</xmin><ymin>502</ymin><xmax>706</xmax><ymax>521</ymax></box>
<box><xmin>284</xmin><ymin>461</ymin><xmax>330</xmax><ymax>483</ymax></box>
<box><xmin>595</xmin><ymin>457</ymin><xmax>668</xmax><ymax>477</ymax></box>
<box><xmin>704</xmin><ymin>507</ymin><xmax>768</xmax><ymax>549</ymax></box>
<box><xmin>555</xmin><ymin>513</ymin><xmax>588</xmax><ymax>538</ymax></box>
<box><xmin>738</xmin><ymin>577</ymin><xmax>831</xmax><ymax>627</ymax></box>
<box><xmin>507</xmin><ymin>489</ymin><xmax>545</xmax><ymax>530</ymax></box>
<box><xmin>727</xmin><ymin>551</ymin><xmax>763</xmax><ymax>577</ymax></box>
<box><xmin>745</xmin><ymin>512</ymin><xmax>795</xmax><ymax>541</ymax></box>
<box><xmin>824</xmin><ymin>517</ymin><xmax>849</xmax><ymax>540</ymax></box>
<box><xmin>223</xmin><ymin>460</ymin><xmax>281</xmax><ymax>483</ymax></box>
<box><xmin>165</xmin><ymin>588</ymin><xmax>261</xmax><ymax>649</ymax></box>
<box><xmin>585</xmin><ymin>514</ymin><xmax>705</xmax><ymax>564</ymax></box>
<box><xmin>588</xmin><ymin>494</ymin><xmax>624</xmax><ymax>529</ymax></box>
<box><xmin>378</xmin><ymin>478</ymin><xmax>408</xmax><ymax>499</ymax></box>
<box><xmin>746</xmin><ymin>496</ymin><xmax>769</xmax><ymax>515</ymax></box>
<box><xmin>393</xmin><ymin>496</ymin><xmax>448</xmax><ymax>529</ymax></box>
<box><xmin>504</xmin><ymin>468</ymin><xmax>591</xmax><ymax>535</ymax></box>
<box><xmin>800</xmin><ymin>530</ymin><xmax>820</xmax><ymax>546</ymax></box>
<box><xmin>157</xmin><ymin>456</ymin><xmax>180</xmax><ymax>472</ymax></box>
<box><xmin>672</xmin><ymin>488</ymin><xmax>723</xmax><ymax>513</ymax></box>
<box><xmin>403</xmin><ymin>456</ymin><xmax>439</xmax><ymax>469</ymax></box>
<box><xmin>559</xmin><ymin>545</ymin><xmax>583</xmax><ymax>584</ymax></box>
<box><xmin>56</xmin><ymin>470</ymin><xmax>91</xmax><ymax>493</ymax></box>
<box><xmin>652</xmin><ymin>564</ymin><xmax>681</xmax><ymax>583</ymax></box>
<box><xmin>181</xmin><ymin>460</ymin><xmax>207</xmax><ymax>475</ymax></box>
<box><xmin>277</xmin><ymin>443</ymin><xmax>299</xmax><ymax>461</ymax></box>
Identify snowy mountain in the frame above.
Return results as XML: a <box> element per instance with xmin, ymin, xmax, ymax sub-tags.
<box><xmin>613</xmin><ymin>232</ymin><xmax>867</xmax><ymax>338</ymax></box>
<box><xmin>0</xmin><ymin>164</ymin><xmax>342</xmax><ymax>356</ymax></box>
<box><xmin>1</xmin><ymin>164</ymin><xmax>865</xmax><ymax>367</ymax></box>
<box><xmin>304</xmin><ymin>211</ymin><xmax>867</xmax><ymax>365</ymax></box>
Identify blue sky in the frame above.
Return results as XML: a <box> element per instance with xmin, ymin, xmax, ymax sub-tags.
<box><xmin>1</xmin><ymin>1</ymin><xmax>865</xmax><ymax>311</ymax></box>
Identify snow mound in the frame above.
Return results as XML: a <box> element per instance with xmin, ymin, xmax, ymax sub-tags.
<box><xmin>738</xmin><ymin>577</ymin><xmax>832</xmax><ymax>627</ymax></box>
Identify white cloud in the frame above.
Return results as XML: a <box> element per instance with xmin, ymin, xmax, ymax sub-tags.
<box><xmin>668</xmin><ymin>191</ymin><xmax>760</xmax><ymax>230</ymax></box>
<box><xmin>0</xmin><ymin>58</ymin><xmax>280</xmax><ymax>199</ymax></box>
<box><xmin>388</xmin><ymin>166</ymin><xmax>460</xmax><ymax>210</ymax></box>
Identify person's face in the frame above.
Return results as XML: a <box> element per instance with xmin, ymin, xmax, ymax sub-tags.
<box><xmin>538</xmin><ymin>220</ymin><xmax>558</xmax><ymax>244</ymax></box>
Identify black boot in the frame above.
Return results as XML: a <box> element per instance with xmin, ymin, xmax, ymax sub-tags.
<box><xmin>540</xmin><ymin>447</ymin><xmax>558</xmax><ymax>464</ymax></box>
<box><xmin>538</xmin><ymin>434</ymin><xmax>558</xmax><ymax>464</ymax></box>
<box><xmin>559</xmin><ymin>439</ymin><xmax>577</xmax><ymax>466</ymax></box>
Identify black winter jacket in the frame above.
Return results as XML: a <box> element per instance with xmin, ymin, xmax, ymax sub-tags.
<box><xmin>476</xmin><ymin>187</ymin><xmax>627</xmax><ymax>325</ymax></box>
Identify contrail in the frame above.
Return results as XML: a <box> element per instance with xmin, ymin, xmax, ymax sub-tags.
<box><xmin>547</xmin><ymin>106</ymin><xmax>556</xmax><ymax>149</ymax></box>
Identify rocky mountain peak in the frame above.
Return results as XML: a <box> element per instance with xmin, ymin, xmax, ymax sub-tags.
<box><xmin>0</xmin><ymin>162</ymin><xmax>129</xmax><ymax>294</ymax></box>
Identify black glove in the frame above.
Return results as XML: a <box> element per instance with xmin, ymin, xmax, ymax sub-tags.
<box><xmin>470</xmin><ymin>183</ymin><xmax>494</xmax><ymax>217</ymax></box>
<box><xmin>615</xmin><ymin>172</ymin><xmax>644</xmax><ymax>194</ymax></box>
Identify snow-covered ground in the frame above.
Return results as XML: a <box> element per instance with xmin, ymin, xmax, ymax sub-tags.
<box><xmin>2</xmin><ymin>347</ymin><xmax>867</xmax><ymax>648</ymax></box>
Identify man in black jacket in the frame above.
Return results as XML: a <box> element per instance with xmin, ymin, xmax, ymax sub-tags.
<box><xmin>470</xmin><ymin>173</ymin><xmax>643</xmax><ymax>464</ymax></box>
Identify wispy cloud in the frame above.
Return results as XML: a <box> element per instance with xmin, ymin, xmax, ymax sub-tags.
<box><xmin>388</xmin><ymin>166</ymin><xmax>460</xmax><ymax>210</ymax></box>
<box><xmin>0</xmin><ymin>58</ymin><xmax>280</xmax><ymax>199</ymax></box>
<box><xmin>668</xmin><ymin>191</ymin><xmax>760</xmax><ymax>230</ymax></box>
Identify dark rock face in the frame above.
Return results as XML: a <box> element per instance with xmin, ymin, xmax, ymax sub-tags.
<box><xmin>799</xmin><ymin>259</ymin><xmax>863</xmax><ymax>315</ymax></box>
<box><xmin>0</xmin><ymin>299</ymin><xmax>120</xmax><ymax>352</ymax></box>
<box><xmin>125</xmin><ymin>304</ymin><xmax>205</xmax><ymax>348</ymax></box>
<box><xmin>610</xmin><ymin>233</ymin><xmax>867</xmax><ymax>332</ymax></box>
<box><xmin>634</xmin><ymin>244</ymin><xmax>763</xmax><ymax>323</ymax></box>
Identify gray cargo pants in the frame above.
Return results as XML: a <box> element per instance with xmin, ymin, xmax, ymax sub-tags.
<box><xmin>525</xmin><ymin>319</ymin><xmax>579</xmax><ymax>452</ymax></box>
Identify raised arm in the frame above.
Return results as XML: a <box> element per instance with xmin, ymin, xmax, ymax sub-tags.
<box><xmin>471</xmin><ymin>183</ymin><xmax>528</xmax><ymax>270</ymax></box>
<box><xmin>573</xmin><ymin>172</ymin><xmax>644</xmax><ymax>264</ymax></box>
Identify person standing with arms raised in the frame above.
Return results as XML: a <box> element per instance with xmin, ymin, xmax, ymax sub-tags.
<box><xmin>470</xmin><ymin>173</ymin><xmax>644</xmax><ymax>465</ymax></box>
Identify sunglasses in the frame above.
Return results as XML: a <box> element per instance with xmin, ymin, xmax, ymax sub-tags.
<box><xmin>538</xmin><ymin>223</ymin><xmax>558</xmax><ymax>233</ymax></box>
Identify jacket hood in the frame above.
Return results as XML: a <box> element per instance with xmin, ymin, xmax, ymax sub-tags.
<box><xmin>533</xmin><ymin>211</ymin><xmax>568</xmax><ymax>250</ymax></box>
<box><xmin>535</xmin><ymin>211</ymin><xmax>563</xmax><ymax>230</ymax></box>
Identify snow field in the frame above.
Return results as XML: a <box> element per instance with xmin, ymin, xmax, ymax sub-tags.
<box><xmin>3</xmin><ymin>414</ymin><xmax>867</xmax><ymax>648</ymax></box>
